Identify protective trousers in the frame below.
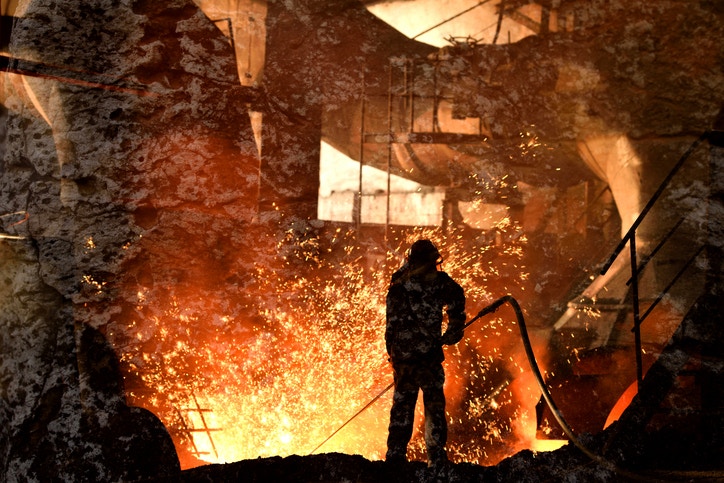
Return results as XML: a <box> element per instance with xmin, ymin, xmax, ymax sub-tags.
<box><xmin>386</xmin><ymin>360</ymin><xmax>447</xmax><ymax>464</ymax></box>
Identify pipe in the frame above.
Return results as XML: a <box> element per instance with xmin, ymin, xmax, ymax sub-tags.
<box><xmin>473</xmin><ymin>296</ymin><xmax>722</xmax><ymax>482</ymax></box>
<box><xmin>310</xmin><ymin>295</ymin><xmax>724</xmax><ymax>481</ymax></box>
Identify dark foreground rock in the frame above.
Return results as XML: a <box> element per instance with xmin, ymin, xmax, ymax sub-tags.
<box><xmin>162</xmin><ymin>426</ymin><xmax>724</xmax><ymax>483</ymax></box>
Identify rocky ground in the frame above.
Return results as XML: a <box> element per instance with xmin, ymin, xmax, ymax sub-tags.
<box><xmin>165</xmin><ymin>424</ymin><xmax>724</xmax><ymax>483</ymax></box>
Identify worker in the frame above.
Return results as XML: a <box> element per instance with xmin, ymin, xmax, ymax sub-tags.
<box><xmin>385</xmin><ymin>239</ymin><xmax>466</xmax><ymax>469</ymax></box>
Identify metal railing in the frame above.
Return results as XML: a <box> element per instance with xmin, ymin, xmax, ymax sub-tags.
<box><xmin>599</xmin><ymin>131</ymin><xmax>711</xmax><ymax>386</ymax></box>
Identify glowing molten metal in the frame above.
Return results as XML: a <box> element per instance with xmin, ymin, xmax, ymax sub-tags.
<box><xmin>117</xmin><ymin>224</ymin><xmax>566</xmax><ymax>469</ymax></box>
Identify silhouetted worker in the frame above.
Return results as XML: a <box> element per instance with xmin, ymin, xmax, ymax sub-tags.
<box><xmin>385</xmin><ymin>239</ymin><xmax>466</xmax><ymax>469</ymax></box>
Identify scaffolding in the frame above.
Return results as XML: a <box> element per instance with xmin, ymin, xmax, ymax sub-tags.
<box><xmin>175</xmin><ymin>392</ymin><xmax>221</xmax><ymax>461</ymax></box>
<box><xmin>356</xmin><ymin>55</ymin><xmax>491</xmax><ymax>235</ymax></box>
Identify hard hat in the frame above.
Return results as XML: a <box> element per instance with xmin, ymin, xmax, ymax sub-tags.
<box><xmin>408</xmin><ymin>239</ymin><xmax>441</xmax><ymax>266</ymax></box>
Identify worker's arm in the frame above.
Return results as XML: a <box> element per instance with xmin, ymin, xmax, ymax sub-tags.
<box><xmin>441</xmin><ymin>276</ymin><xmax>466</xmax><ymax>345</ymax></box>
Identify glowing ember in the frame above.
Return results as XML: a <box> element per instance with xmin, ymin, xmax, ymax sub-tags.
<box><xmin>115</xmin><ymin>217</ymin><xmax>564</xmax><ymax>469</ymax></box>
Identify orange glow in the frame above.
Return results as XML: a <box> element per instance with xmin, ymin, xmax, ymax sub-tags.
<box><xmin>113</xmin><ymin>216</ymin><xmax>567</xmax><ymax>469</ymax></box>
<box><xmin>604</xmin><ymin>381</ymin><xmax>638</xmax><ymax>429</ymax></box>
<box><xmin>531</xmin><ymin>438</ymin><xmax>568</xmax><ymax>453</ymax></box>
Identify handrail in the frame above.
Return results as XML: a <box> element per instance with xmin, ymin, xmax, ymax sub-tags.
<box><xmin>625</xmin><ymin>216</ymin><xmax>686</xmax><ymax>286</ymax></box>
<box><xmin>310</xmin><ymin>295</ymin><xmax>724</xmax><ymax>480</ymax></box>
<box><xmin>636</xmin><ymin>245</ymin><xmax>705</xmax><ymax>328</ymax></box>
<box><xmin>597</xmin><ymin>131</ymin><xmax>710</xmax><ymax>385</ymax></box>
<box><xmin>600</xmin><ymin>132</ymin><xmax>710</xmax><ymax>276</ymax></box>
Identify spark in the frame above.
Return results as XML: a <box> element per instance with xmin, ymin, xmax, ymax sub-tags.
<box><xmin>113</xmin><ymin>209</ymin><xmax>552</xmax><ymax>468</ymax></box>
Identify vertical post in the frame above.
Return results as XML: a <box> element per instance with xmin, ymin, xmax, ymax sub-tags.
<box><xmin>432</xmin><ymin>61</ymin><xmax>439</xmax><ymax>132</ymax></box>
<box><xmin>629</xmin><ymin>235</ymin><xmax>644</xmax><ymax>386</ymax></box>
<box><xmin>708</xmin><ymin>115</ymin><xmax>723</xmax><ymax>296</ymax></box>
<box><xmin>356</xmin><ymin>73</ymin><xmax>366</xmax><ymax>228</ymax></box>
<box><xmin>408</xmin><ymin>59</ymin><xmax>415</xmax><ymax>132</ymax></box>
<box><xmin>540</xmin><ymin>3</ymin><xmax>550</xmax><ymax>34</ymax></box>
<box><xmin>385</xmin><ymin>61</ymin><xmax>394</xmax><ymax>241</ymax></box>
<box><xmin>704</xmin><ymin>116</ymin><xmax>723</xmax><ymax>443</ymax></box>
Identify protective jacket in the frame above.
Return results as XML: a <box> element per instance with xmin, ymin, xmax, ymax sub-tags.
<box><xmin>385</xmin><ymin>267</ymin><xmax>466</xmax><ymax>364</ymax></box>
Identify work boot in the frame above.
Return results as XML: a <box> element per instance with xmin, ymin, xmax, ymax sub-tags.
<box><xmin>427</xmin><ymin>452</ymin><xmax>449</xmax><ymax>471</ymax></box>
<box><xmin>385</xmin><ymin>453</ymin><xmax>407</xmax><ymax>466</ymax></box>
<box><xmin>427</xmin><ymin>458</ymin><xmax>451</xmax><ymax>481</ymax></box>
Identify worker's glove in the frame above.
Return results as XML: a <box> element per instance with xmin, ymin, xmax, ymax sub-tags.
<box><xmin>441</xmin><ymin>330</ymin><xmax>463</xmax><ymax>345</ymax></box>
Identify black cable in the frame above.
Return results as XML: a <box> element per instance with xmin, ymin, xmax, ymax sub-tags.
<box><xmin>311</xmin><ymin>295</ymin><xmax>724</xmax><ymax>481</ymax></box>
<box><xmin>492</xmin><ymin>295</ymin><xmax>723</xmax><ymax>482</ymax></box>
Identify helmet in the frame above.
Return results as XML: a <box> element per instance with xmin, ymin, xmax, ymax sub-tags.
<box><xmin>407</xmin><ymin>239</ymin><xmax>441</xmax><ymax>267</ymax></box>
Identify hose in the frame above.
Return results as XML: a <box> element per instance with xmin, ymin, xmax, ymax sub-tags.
<box><xmin>311</xmin><ymin>295</ymin><xmax>724</xmax><ymax>481</ymax></box>
<box><xmin>484</xmin><ymin>295</ymin><xmax>723</xmax><ymax>482</ymax></box>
